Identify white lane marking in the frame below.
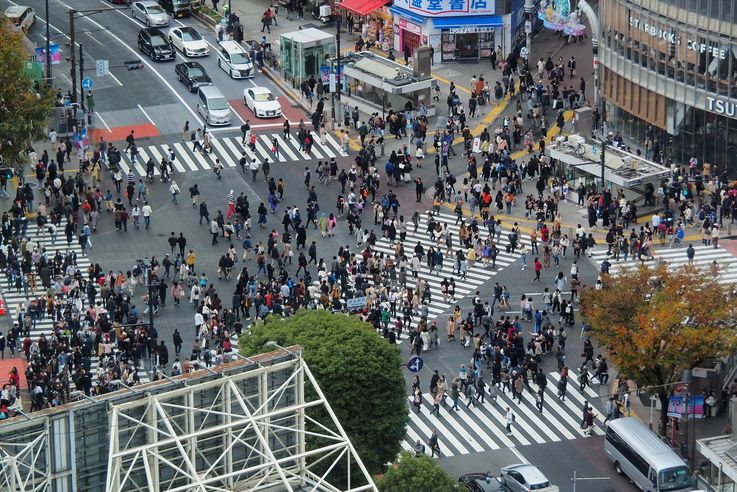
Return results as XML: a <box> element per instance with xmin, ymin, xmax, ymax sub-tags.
<box><xmin>137</xmin><ymin>105</ymin><xmax>157</xmax><ymax>126</ymax></box>
<box><xmin>107</xmin><ymin>71</ymin><xmax>123</xmax><ymax>87</ymax></box>
<box><xmin>260</xmin><ymin>134</ymin><xmax>285</xmax><ymax>162</ymax></box>
<box><xmin>84</xmin><ymin>31</ymin><xmax>104</xmax><ymax>46</ymax></box>
<box><xmin>172</xmin><ymin>142</ymin><xmax>198</xmax><ymax>171</ymax></box>
<box><xmin>94</xmin><ymin>113</ymin><xmax>113</xmax><ymax>132</ymax></box>
<box><xmin>230</xmin><ymin>106</ymin><xmax>246</xmax><ymax>125</ymax></box>
<box><xmin>57</xmin><ymin>0</ymin><xmax>203</xmax><ymax>126</ymax></box>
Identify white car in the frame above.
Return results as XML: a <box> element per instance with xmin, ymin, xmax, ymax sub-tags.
<box><xmin>217</xmin><ymin>40</ymin><xmax>254</xmax><ymax>79</ymax></box>
<box><xmin>131</xmin><ymin>1</ymin><xmax>169</xmax><ymax>27</ymax></box>
<box><xmin>243</xmin><ymin>87</ymin><xmax>282</xmax><ymax>118</ymax></box>
<box><xmin>168</xmin><ymin>26</ymin><xmax>209</xmax><ymax>57</ymax></box>
<box><xmin>499</xmin><ymin>464</ymin><xmax>559</xmax><ymax>492</ymax></box>
<box><xmin>4</xmin><ymin>6</ymin><xmax>35</xmax><ymax>32</ymax></box>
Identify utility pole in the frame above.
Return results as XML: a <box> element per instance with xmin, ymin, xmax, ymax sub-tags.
<box><xmin>69</xmin><ymin>9</ymin><xmax>77</xmax><ymax>104</ymax></box>
<box><xmin>335</xmin><ymin>17</ymin><xmax>342</xmax><ymax>126</ymax></box>
<box><xmin>600</xmin><ymin>96</ymin><xmax>606</xmax><ymax>192</ymax></box>
<box><xmin>524</xmin><ymin>0</ymin><xmax>534</xmax><ymax>70</ymax></box>
<box><xmin>45</xmin><ymin>0</ymin><xmax>51</xmax><ymax>82</ymax></box>
<box><xmin>79</xmin><ymin>43</ymin><xmax>85</xmax><ymax>111</ymax></box>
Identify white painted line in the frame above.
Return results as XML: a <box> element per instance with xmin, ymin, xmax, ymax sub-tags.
<box><xmin>118</xmin><ymin>158</ymin><xmax>130</xmax><ymax>175</ymax></box>
<box><xmin>325</xmin><ymin>131</ymin><xmax>347</xmax><ymax>156</ymax></box>
<box><xmin>94</xmin><ymin>113</ymin><xmax>113</xmax><ymax>133</ymax></box>
<box><xmin>273</xmin><ymin>134</ymin><xmax>298</xmax><ymax>161</ymax></box>
<box><xmin>135</xmin><ymin>148</ymin><xmax>160</xmax><ymax>175</ymax></box>
<box><xmin>223</xmin><ymin>138</ymin><xmax>247</xmax><ymax>163</ymax></box>
<box><xmin>260</xmin><ymin>134</ymin><xmax>285</xmax><ymax>162</ymax></box>
<box><xmin>191</xmin><ymin>148</ymin><xmax>211</xmax><ymax>169</ymax></box>
<box><xmin>230</xmin><ymin>106</ymin><xmax>246</xmax><ymax>125</ymax></box>
<box><xmin>84</xmin><ymin>31</ymin><xmax>104</xmax><ymax>46</ymax></box>
<box><xmin>107</xmin><ymin>70</ymin><xmax>123</xmax><ymax>87</ymax></box>
<box><xmin>137</xmin><ymin>105</ymin><xmax>156</xmax><ymax>126</ymax></box>
<box><xmin>210</xmin><ymin>138</ymin><xmax>235</xmax><ymax>167</ymax></box>
<box><xmin>172</xmin><ymin>142</ymin><xmax>198</xmax><ymax>171</ymax></box>
<box><xmin>253</xmin><ymin>139</ymin><xmax>271</xmax><ymax>162</ymax></box>
<box><xmin>311</xmin><ymin>132</ymin><xmax>336</xmax><ymax>158</ymax></box>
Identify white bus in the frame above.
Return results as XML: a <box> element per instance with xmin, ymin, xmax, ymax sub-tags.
<box><xmin>605</xmin><ymin>417</ymin><xmax>696</xmax><ymax>492</ymax></box>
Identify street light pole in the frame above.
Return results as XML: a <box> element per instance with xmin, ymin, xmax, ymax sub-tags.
<box><xmin>45</xmin><ymin>0</ymin><xmax>51</xmax><ymax>83</ymax></box>
<box><xmin>69</xmin><ymin>9</ymin><xmax>77</xmax><ymax>104</ymax></box>
<box><xmin>335</xmin><ymin>17</ymin><xmax>342</xmax><ymax>126</ymax></box>
<box><xmin>524</xmin><ymin>0</ymin><xmax>534</xmax><ymax>70</ymax></box>
<box><xmin>79</xmin><ymin>43</ymin><xmax>85</xmax><ymax>111</ymax></box>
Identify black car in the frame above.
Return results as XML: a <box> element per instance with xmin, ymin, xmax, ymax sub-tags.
<box><xmin>175</xmin><ymin>61</ymin><xmax>212</xmax><ymax>92</ymax></box>
<box><xmin>459</xmin><ymin>473</ymin><xmax>505</xmax><ymax>492</ymax></box>
<box><xmin>137</xmin><ymin>27</ymin><xmax>175</xmax><ymax>61</ymax></box>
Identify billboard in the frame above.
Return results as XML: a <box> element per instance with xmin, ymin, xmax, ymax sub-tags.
<box><xmin>396</xmin><ymin>0</ymin><xmax>495</xmax><ymax>17</ymax></box>
<box><xmin>34</xmin><ymin>44</ymin><xmax>62</xmax><ymax>65</ymax></box>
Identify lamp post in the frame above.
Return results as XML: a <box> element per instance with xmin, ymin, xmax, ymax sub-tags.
<box><xmin>45</xmin><ymin>0</ymin><xmax>51</xmax><ymax>83</ymax></box>
<box><xmin>335</xmin><ymin>17</ymin><xmax>342</xmax><ymax>126</ymax></box>
<box><xmin>524</xmin><ymin>0</ymin><xmax>534</xmax><ymax>70</ymax></box>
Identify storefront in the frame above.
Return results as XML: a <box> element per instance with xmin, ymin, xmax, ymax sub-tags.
<box><xmin>389</xmin><ymin>0</ymin><xmax>514</xmax><ymax>64</ymax></box>
<box><xmin>337</xmin><ymin>0</ymin><xmax>393</xmax><ymax>51</ymax></box>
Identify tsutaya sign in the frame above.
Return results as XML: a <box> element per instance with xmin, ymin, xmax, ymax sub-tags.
<box><xmin>629</xmin><ymin>16</ymin><xmax>727</xmax><ymax>60</ymax></box>
<box><xmin>706</xmin><ymin>95</ymin><xmax>737</xmax><ymax>118</ymax></box>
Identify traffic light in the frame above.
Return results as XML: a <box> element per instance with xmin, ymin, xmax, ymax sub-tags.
<box><xmin>0</xmin><ymin>167</ymin><xmax>13</xmax><ymax>180</ymax></box>
<box><xmin>125</xmin><ymin>60</ymin><xmax>144</xmax><ymax>71</ymax></box>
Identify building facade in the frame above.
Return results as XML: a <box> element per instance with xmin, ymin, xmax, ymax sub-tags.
<box><xmin>599</xmin><ymin>0</ymin><xmax>737</xmax><ymax>174</ymax></box>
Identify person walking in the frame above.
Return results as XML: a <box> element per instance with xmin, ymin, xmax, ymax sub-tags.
<box><xmin>169</xmin><ymin>180</ymin><xmax>180</xmax><ymax>205</ymax></box>
<box><xmin>141</xmin><ymin>201</ymin><xmax>152</xmax><ymax>230</ymax></box>
<box><xmin>505</xmin><ymin>407</ymin><xmax>515</xmax><ymax>436</ymax></box>
<box><xmin>535</xmin><ymin>388</ymin><xmax>545</xmax><ymax>413</ymax></box>
<box><xmin>172</xmin><ymin>329</ymin><xmax>183</xmax><ymax>356</ymax></box>
<box><xmin>428</xmin><ymin>428</ymin><xmax>441</xmax><ymax>458</ymax></box>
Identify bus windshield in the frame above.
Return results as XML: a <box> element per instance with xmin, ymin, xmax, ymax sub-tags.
<box><xmin>659</xmin><ymin>466</ymin><xmax>694</xmax><ymax>491</ymax></box>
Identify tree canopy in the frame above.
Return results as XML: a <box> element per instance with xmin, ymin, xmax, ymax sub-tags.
<box><xmin>580</xmin><ymin>263</ymin><xmax>737</xmax><ymax>434</ymax></box>
<box><xmin>377</xmin><ymin>452</ymin><xmax>459</xmax><ymax>492</ymax></box>
<box><xmin>0</xmin><ymin>20</ymin><xmax>55</xmax><ymax>169</ymax></box>
<box><xmin>239</xmin><ymin>310</ymin><xmax>408</xmax><ymax>474</ymax></box>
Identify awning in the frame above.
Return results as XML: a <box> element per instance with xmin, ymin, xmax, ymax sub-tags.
<box><xmin>431</xmin><ymin>15</ymin><xmax>504</xmax><ymax>29</ymax></box>
<box><xmin>337</xmin><ymin>0</ymin><xmax>389</xmax><ymax>17</ymax></box>
<box><xmin>387</xmin><ymin>6</ymin><xmax>426</xmax><ymax>24</ymax></box>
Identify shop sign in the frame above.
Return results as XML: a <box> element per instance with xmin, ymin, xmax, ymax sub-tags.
<box><xmin>629</xmin><ymin>16</ymin><xmax>726</xmax><ymax>60</ymax></box>
<box><xmin>448</xmin><ymin>26</ymin><xmax>495</xmax><ymax>33</ymax></box>
<box><xmin>399</xmin><ymin>18</ymin><xmax>422</xmax><ymax>35</ymax></box>
<box><xmin>397</xmin><ymin>0</ymin><xmax>494</xmax><ymax>17</ymax></box>
<box><xmin>706</xmin><ymin>95</ymin><xmax>737</xmax><ymax>118</ymax></box>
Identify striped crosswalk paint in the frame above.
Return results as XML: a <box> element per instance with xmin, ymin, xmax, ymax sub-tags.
<box><xmin>404</xmin><ymin>369</ymin><xmax>602</xmax><ymax>455</ymax></box>
<box><xmin>590</xmin><ymin>243</ymin><xmax>737</xmax><ymax>284</ymax></box>
<box><xmin>367</xmin><ymin>210</ymin><xmax>521</xmax><ymax>340</ymax></box>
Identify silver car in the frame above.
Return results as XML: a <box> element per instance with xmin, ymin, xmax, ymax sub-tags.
<box><xmin>499</xmin><ymin>464</ymin><xmax>559</xmax><ymax>492</ymax></box>
<box><xmin>131</xmin><ymin>1</ymin><xmax>169</xmax><ymax>27</ymax></box>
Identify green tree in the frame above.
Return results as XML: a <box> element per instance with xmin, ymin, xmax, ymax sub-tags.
<box><xmin>0</xmin><ymin>19</ymin><xmax>55</xmax><ymax>170</ymax></box>
<box><xmin>580</xmin><ymin>264</ymin><xmax>737</xmax><ymax>435</ymax></box>
<box><xmin>239</xmin><ymin>310</ymin><xmax>408</xmax><ymax>474</ymax></box>
<box><xmin>378</xmin><ymin>452</ymin><xmax>459</xmax><ymax>492</ymax></box>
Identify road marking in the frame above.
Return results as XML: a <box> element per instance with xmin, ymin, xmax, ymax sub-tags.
<box><xmin>108</xmin><ymin>71</ymin><xmax>123</xmax><ymax>87</ymax></box>
<box><xmin>172</xmin><ymin>142</ymin><xmax>198</xmax><ymax>171</ymax></box>
<box><xmin>56</xmin><ymin>0</ymin><xmax>203</xmax><ymax>126</ymax></box>
<box><xmin>273</xmin><ymin>134</ymin><xmax>297</xmax><ymax>161</ymax></box>
<box><xmin>95</xmin><ymin>113</ymin><xmax>113</xmax><ymax>133</ymax></box>
<box><xmin>260</xmin><ymin>134</ymin><xmax>285</xmax><ymax>162</ymax></box>
<box><xmin>84</xmin><ymin>31</ymin><xmax>104</xmax><ymax>46</ymax></box>
<box><xmin>230</xmin><ymin>106</ymin><xmax>246</xmax><ymax>125</ymax></box>
<box><xmin>137</xmin><ymin>104</ymin><xmax>157</xmax><ymax>126</ymax></box>
<box><xmin>223</xmin><ymin>137</ymin><xmax>246</xmax><ymax>163</ymax></box>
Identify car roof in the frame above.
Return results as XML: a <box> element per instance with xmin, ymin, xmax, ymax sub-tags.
<box><xmin>179</xmin><ymin>26</ymin><xmax>197</xmax><ymax>33</ymax></box>
<box><xmin>504</xmin><ymin>464</ymin><xmax>548</xmax><ymax>484</ymax></box>
<box><xmin>250</xmin><ymin>87</ymin><xmax>272</xmax><ymax>93</ymax></box>
<box><xmin>142</xmin><ymin>27</ymin><xmax>166</xmax><ymax>36</ymax></box>
<box><xmin>181</xmin><ymin>61</ymin><xmax>204</xmax><ymax>69</ymax></box>
<box><xmin>220</xmin><ymin>40</ymin><xmax>245</xmax><ymax>53</ymax></box>
<box><xmin>460</xmin><ymin>473</ymin><xmax>504</xmax><ymax>492</ymax></box>
<box><xmin>5</xmin><ymin>6</ymin><xmax>30</xmax><ymax>15</ymax></box>
<box><xmin>138</xmin><ymin>0</ymin><xmax>159</xmax><ymax>6</ymax></box>
<box><xmin>198</xmin><ymin>85</ymin><xmax>224</xmax><ymax>97</ymax></box>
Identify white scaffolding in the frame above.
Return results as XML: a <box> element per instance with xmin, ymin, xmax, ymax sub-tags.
<box><xmin>105</xmin><ymin>351</ymin><xmax>377</xmax><ymax>492</ymax></box>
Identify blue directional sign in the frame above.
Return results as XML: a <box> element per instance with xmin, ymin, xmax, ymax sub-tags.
<box><xmin>407</xmin><ymin>356</ymin><xmax>424</xmax><ymax>373</ymax></box>
<box><xmin>592</xmin><ymin>145</ymin><xmax>598</xmax><ymax>155</ymax></box>
<box><xmin>81</xmin><ymin>78</ymin><xmax>93</xmax><ymax>89</ymax></box>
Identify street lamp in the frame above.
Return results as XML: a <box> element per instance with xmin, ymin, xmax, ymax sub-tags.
<box><xmin>45</xmin><ymin>0</ymin><xmax>51</xmax><ymax>83</ymax></box>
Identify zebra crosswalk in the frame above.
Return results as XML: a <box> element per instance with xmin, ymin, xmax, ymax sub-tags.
<box><xmin>119</xmin><ymin>131</ymin><xmax>347</xmax><ymax>177</ymax></box>
<box><xmin>402</xmin><ymin>369</ymin><xmax>604</xmax><ymax>455</ymax></box>
<box><xmin>0</xmin><ymin>219</ymin><xmax>151</xmax><ymax>384</ymax></box>
<box><xmin>367</xmin><ymin>210</ymin><xmax>521</xmax><ymax>339</ymax></box>
<box><xmin>590</xmin><ymin>243</ymin><xmax>737</xmax><ymax>284</ymax></box>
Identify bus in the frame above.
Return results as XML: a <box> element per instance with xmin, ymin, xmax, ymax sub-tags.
<box><xmin>605</xmin><ymin>417</ymin><xmax>696</xmax><ymax>492</ymax></box>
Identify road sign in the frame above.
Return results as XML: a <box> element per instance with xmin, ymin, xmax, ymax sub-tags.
<box><xmin>407</xmin><ymin>357</ymin><xmax>424</xmax><ymax>373</ymax></box>
<box><xmin>329</xmin><ymin>73</ymin><xmax>336</xmax><ymax>93</ymax></box>
<box><xmin>592</xmin><ymin>145</ymin><xmax>598</xmax><ymax>155</ymax></box>
<box><xmin>81</xmin><ymin>78</ymin><xmax>93</xmax><ymax>89</ymax></box>
<box><xmin>525</xmin><ymin>20</ymin><xmax>532</xmax><ymax>34</ymax></box>
<box><xmin>96</xmin><ymin>59</ymin><xmax>109</xmax><ymax>77</ymax></box>
<box><xmin>346</xmin><ymin>296</ymin><xmax>367</xmax><ymax>309</ymax></box>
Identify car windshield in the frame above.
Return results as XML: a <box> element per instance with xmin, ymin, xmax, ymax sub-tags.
<box><xmin>659</xmin><ymin>466</ymin><xmax>694</xmax><ymax>492</ymax></box>
<box><xmin>151</xmin><ymin>36</ymin><xmax>168</xmax><ymax>47</ymax></box>
<box><xmin>147</xmin><ymin>5</ymin><xmax>164</xmax><ymax>14</ymax></box>
<box><xmin>253</xmin><ymin>93</ymin><xmax>275</xmax><ymax>102</ymax></box>
<box><xmin>188</xmin><ymin>67</ymin><xmax>206</xmax><ymax>78</ymax></box>
<box><xmin>181</xmin><ymin>29</ymin><xmax>201</xmax><ymax>41</ymax></box>
<box><xmin>208</xmin><ymin>98</ymin><xmax>229</xmax><ymax>111</ymax></box>
<box><xmin>230</xmin><ymin>53</ymin><xmax>249</xmax><ymax>65</ymax></box>
<box><xmin>174</xmin><ymin>0</ymin><xmax>189</xmax><ymax>5</ymax></box>
<box><xmin>530</xmin><ymin>482</ymin><xmax>551</xmax><ymax>490</ymax></box>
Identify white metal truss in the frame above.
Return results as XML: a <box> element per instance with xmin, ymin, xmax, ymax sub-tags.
<box><xmin>105</xmin><ymin>355</ymin><xmax>378</xmax><ymax>492</ymax></box>
<box><xmin>0</xmin><ymin>432</ymin><xmax>50</xmax><ymax>492</ymax></box>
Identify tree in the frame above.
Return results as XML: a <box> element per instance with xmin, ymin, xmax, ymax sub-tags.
<box><xmin>377</xmin><ymin>452</ymin><xmax>459</xmax><ymax>492</ymax></box>
<box><xmin>580</xmin><ymin>263</ymin><xmax>737</xmax><ymax>435</ymax></box>
<box><xmin>239</xmin><ymin>310</ymin><xmax>408</xmax><ymax>474</ymax></box>
<box><xmin>0</xmin><ymin>19</ymin><xmax>55</xmax><ymax>170</ymax></box>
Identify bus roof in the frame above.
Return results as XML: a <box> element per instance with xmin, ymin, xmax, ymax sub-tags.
<box><xmin>608</xmin><ymin>418</ymin><xmax>688</xmax><ymax>470</ymax></box>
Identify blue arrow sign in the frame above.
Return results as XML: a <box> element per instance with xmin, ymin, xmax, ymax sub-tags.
<box><xmin>81</xmin><ymin>78</ymin><xmax>93</xmax><ymax>89</ymax></box>
<box><xmin>407</xmin><ymin>356</ymin><xmax>424</xmax><ymax>373</ymax></box>
<box><xmin>592</xmin><ymin>145</ymin><xmax>598</xmax><ymax>155</ymax></box>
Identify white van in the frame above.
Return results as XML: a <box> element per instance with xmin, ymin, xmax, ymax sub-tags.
<box><xmin>196</xmin><ymin>86</ymin><xmax>231</xmax><ymax>126</ymax></box>
<box><xmin>605</xmin><ymin>417</ymin><xmax>695</xmax><ymax>492</ymax></box>
<box><xmin>217</xmin><ymin>40</ymin><xmax>254</xmax><ymax>79</ymax></box>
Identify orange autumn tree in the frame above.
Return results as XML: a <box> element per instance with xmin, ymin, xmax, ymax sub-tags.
<box><xmin>581</xmin><ymin>263</ymin><xmax>737</xmax><ymax>435</ymax></box>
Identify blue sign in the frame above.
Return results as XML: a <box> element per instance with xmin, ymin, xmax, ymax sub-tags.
<box><xmin>407</xmin><ymin>356</ymin><xmax>424</xmax><ymax>373</ymax></box>
<box><xmin>400</xmin><ymin>0</ymin><xmax>494</xmax><ymax>16</ymax></box>
<box><xmin>81</xmin><ymin>78</ymin><xmax>93</xmax><ymax>89</ymax></box>
<box><xmin>346</xmin><ymin>296</ymin><xmax>367</xmax><ymax>309</ymax></box>
<box><xmin>592</xmin><ymin>145</ymin><xmax>598</xmax><ymax>155</ymax></box>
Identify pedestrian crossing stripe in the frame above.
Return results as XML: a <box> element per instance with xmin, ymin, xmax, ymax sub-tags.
<box><xmin>118</xmin><ymin>133</ymin><xmax>348</xmax><ymax>177</ymax></box>
<box><xmin>590</xmin><ymin>244</ymin><xmax>737</xmax><ymax>284</ymax></box>
<box><xmin>368</xmin><ymin>210</ymin><xmax>521</xmax><ymax>340</ymax></box>
<box><xmin>402</xmin><ymin>369</ymin><xmax>603</xmax><ymax>456</ymax></box>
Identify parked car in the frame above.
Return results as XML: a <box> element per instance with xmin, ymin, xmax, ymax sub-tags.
<box><xmin>499</xmin><ymin>464</ymin><xmax>559</xmax><ymax>492</ymax></box>
<box><xmin>459</xmin><ymin>472</ymin><xmax>505</xmax><ymax>492</ymax></box>
<box><xmin>131</xmin><ymin>0</ymin><xmax>169</xmax><ymax>27</ymax></box>
<box><xmin>243</xmin><ymin>87</ymin><xmax>282</xmax><ymax>118</ymax></box>
<box><xmin>138</xmin><ymin>28</ymin><xmax>175</xmax><ymax>62</ymax></box>
<box><xmin>175</xmin><ymin>61</ymin><xmax>212</xmax><ymax>92</ymax></box>
<box><xmin>217</xmin><ymin>40</ymin><xmax>254</xmax><ymax>79</ymax></box>
<box><xmin>4</xmin><ymin>6</ymin><xmax>35</xmax><ymax>32</ymax></box>
<box><xmin>168</xmin><ymin>26</ymin><xmax>208</xmax><ymax>57</ymax></box>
